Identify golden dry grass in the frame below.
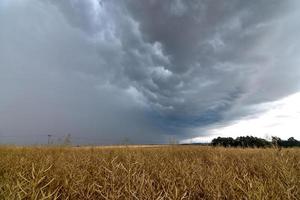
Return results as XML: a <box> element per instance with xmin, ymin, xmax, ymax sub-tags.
<box><xmin>0</xmin><ymin>146</ymin><xmax>299</xmax><ymax>200</ymax></box>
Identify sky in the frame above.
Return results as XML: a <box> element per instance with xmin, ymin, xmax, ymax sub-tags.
<box><xmin>0</xmin><ymin>0</ymin><xmax>300</xmax><ymax>144</ymax></box>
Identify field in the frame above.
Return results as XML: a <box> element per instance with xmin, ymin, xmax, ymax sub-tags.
<box><xmin>0</xmin><ymin>146</ymin><xmax>299</xmax><ymax>200</ymax></box>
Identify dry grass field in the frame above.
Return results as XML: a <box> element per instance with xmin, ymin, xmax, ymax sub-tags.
<box><xmin>0</xmin><ymin>146</ymin><xmax>299</xmax><ymax>200</ymax></box>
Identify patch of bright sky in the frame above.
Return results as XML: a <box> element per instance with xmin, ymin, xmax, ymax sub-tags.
<box><xmin>183</xmin><ymin>92</ymin><xmax>300</xmax><ymax>143</ymax></box>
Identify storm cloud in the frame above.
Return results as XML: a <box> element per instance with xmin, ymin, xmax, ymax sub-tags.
<box><xmin>1</xmin><ymin>0</ymin><xmax>300</xmax><ymax>144</ymax></box>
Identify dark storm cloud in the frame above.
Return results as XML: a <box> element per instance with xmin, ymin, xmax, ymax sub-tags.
<box><xmin>0</xmin><ymin>0</ymin><xmax>300</xmax><ymax>143</ymax></box>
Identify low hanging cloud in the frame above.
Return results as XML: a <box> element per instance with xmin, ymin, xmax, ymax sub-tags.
<box><xmin>0</xmin><ymin>0</ymin><xmax>300</xmax><ymax>144</ymax></box>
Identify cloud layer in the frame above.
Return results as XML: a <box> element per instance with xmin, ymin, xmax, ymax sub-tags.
<box><xmin>0</xmin><ymin>0</ymin><xmax>300</xmax><ymax>144</ymax></box>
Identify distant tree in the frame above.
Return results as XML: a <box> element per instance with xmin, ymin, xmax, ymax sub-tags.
<box><xmin>280</xmin><ymin>137</ymin><xmax>300</xmax><ymax>147</ymax></box>
<box><xmin>212</xmin><ymin>137</ymin><xmax>235</xmax><ymax>147</ymax></box>
<box><xmin>211</xmin><ymin>136</ymin><xmax>299</xmax><ymax>148</ymax></box>
<box><xmin>288</xmin><ymin>137</ymin><xmax>296</xmax><ymax>141</ymax></box>
<box><xmin>235</xmin><ymin>136</ymin><xmax>271</xmax><ymax>148</ymax></box>
<box><xmin>212</xmin><ymin>136</ymin><xmax>270</xmax><ymax>148</ymax></box>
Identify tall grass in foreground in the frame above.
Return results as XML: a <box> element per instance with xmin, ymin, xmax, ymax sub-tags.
<box><xmin>0</xmin><ymin>146</ymin><xmax>299</xmax><ymax>199</ymax></box>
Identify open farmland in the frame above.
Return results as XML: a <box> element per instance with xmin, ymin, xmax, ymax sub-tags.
<box><xmin>0</xmin><ymin>146</ymin><xmax>299</xmax><ymax>200</ymax></box>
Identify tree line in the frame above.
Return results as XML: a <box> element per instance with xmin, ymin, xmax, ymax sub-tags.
<box><xmin>211</xmin><ymin>136</ymin><xmax>300</xmax><ymax>148</ymax></box>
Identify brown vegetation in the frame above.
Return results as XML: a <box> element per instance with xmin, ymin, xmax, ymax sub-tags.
<box><xmin>0</xmin><ymin>146</ymin><xmax>299</xmax><ymax>199</ymax></box>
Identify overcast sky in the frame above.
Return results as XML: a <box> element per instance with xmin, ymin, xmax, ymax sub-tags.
<box><xmin>1</xmin><ymin>0</ymin><xmax>300</xmax><ymax>144</ymax></box>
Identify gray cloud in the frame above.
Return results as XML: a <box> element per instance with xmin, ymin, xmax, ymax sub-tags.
<box><xmin>0</xmin><ymin>0</ymin><xmax>300</xmax><ymax>144</ymax></box>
